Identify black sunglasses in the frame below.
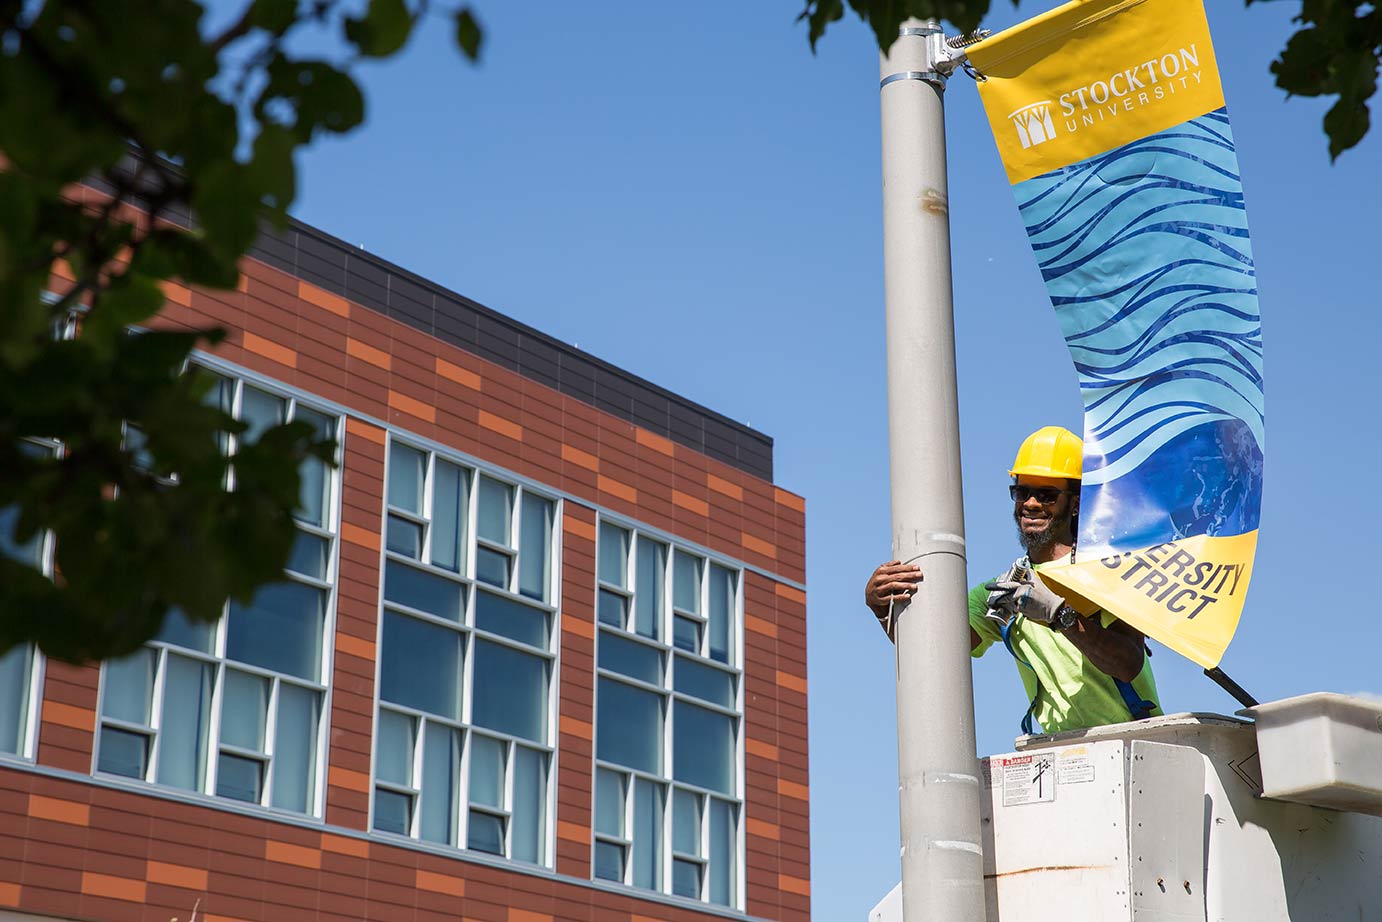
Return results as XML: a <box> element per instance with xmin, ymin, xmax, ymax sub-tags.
<box><xmin>1009</xmin><ymin>485</ymin><xmax>1074</xmax><ymax>504</ymax></box>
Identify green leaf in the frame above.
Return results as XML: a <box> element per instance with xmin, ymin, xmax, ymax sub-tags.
<box><xmin>82</xmin><ymin>275</ymin><xmax>167</xmax><ymax>349</ymax></box>
<box><xmin>456</xmin><ymin>7</ymin><xmax>484</xmax><ymax>61</ymax></box>
<box><xmin>247</xmin><ymin>123</ymin><xmax>298</xmax><ymax>222</ymax></box>
<box><xmin>1324</xmin><ymin>94</ymin><xmax>1371</xmax><ymax>159</ymax></box>
<box><xmin>133</xmin><ymin>229</ymin><xmax>242</xmax><ymax>290</ymax></box>
<box><xmin>1268</xmin><ymin>3</ymin><xmax>1380</xmax><ymax>160</ymax></box>
<box><xmin>192</xmin><ymin>160</ymin><xmax>260</xmax><ymax>256</ymax></box>
<box><xmin>345</xmin><ymin>0</ymin><xmax>415</xmax><ymax>58</ymax></box>
<box><xmin>801</xmin><ymin>0</ymin><xmax>991</xmax><ymax>52</ymax></box>
<box><xmin>261</xmin><ymin>58</ymin><xmax>366</xmax><ymax>139</ymax></box>
<box><xmin>250</xmin><ymin>0</ymin><xmax>299</xmax><ymax>35</ymax></box>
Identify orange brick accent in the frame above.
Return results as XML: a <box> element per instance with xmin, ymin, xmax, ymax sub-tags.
<box><xmin>478</xmin><ymin>409</ymin><xmax>522</xmax><ymax>441</ymax></box>
<box><xmin>205</xmin><ymin>915</ymin><xmax>250</xmax><ymax>922</ymax></box>
<box><xmin>560</xmin><ymin>715</ymin><xmax>593</xmax><ymax>740</ymax></box>
<box><xmin>745</xmin><ymin>614</ymin><xmax>777</xmax><ymax>638</ymax></box>
<box><xmin>81</xmin><ymin>872</ymin><xmax>146</xmax><ymax>902</ymax></box>
<box><xmin>777</xmin><ymin>670</ymin><xmax>808</xmax><ymax>694</ymax></box>
<box><xmin>671</xmin><ymin>490</ymin><xmax>709</xmax><ymax>517</ymax></box>
<box><xmin>29</xmin><ymin>794</ymin><xmax>89</xmax><ymax>826</ymax></box>
<box><xmin>779</xmin><ymin>872</ymin><xmax>811</xmax><ymax>896</ymax></box>
<box><xmin>563</xmin><ymin>616</ymin><xmax>595</xmax><ymax>640</ymax></box>
<box><xmin>389</xmin><ymin>390</ymin><xmax>436</xmax><ymax>423</ymax></box>
<box><xmin>341</xmin><ymin>521</ymin><xmax>381</xmax><ymax>552</ymax></box>
<box><xmin>346</xmin><ymin>416</ymin><xmax>386</xmax><ymax>445</ymax></box>
<box><xmin>635</xmin><ymin>429</ymin><xmax>674</xmax><ymax>456</ymax></box>
<box><xmin>336</xmin><ymin>632</ymin><xmax>375</xmax><ymax>661</ymax></box>
<box><xmin>0</xmin><ymin>882</ymin><xmax>19</xmax><ymax>905</ymax></box>
<box><xmin>707</xmin><ymin>473</ymin><xmax>743</xmax><ymax>500</ymax></box>
<box><xmin>508</xmin><ymin>908</ymin><xmax>553</xmax><ymax>922</ymax></box>
<box><xmin>775</xmin><ymin>488</ymin><xmax>806</xmax><ymax>512</ymax></box>
<box><xmin>747</xmin><ymin>818</ymin><xmax>780</xmax><ymax>841</ymax></box>
<box><xmin>775</xmin><ymin>582</ymin><xmax>807</xmax><ymax>604</ymax></box>
<box><xmin>147</xmin><ymin>861</ymin><xmax>209</xmax><ymax>891</ymax></box>
<box><xmin>298</xmin><ymin>280</ymin><xmax>350</xmax><ymax>317</ymax></box>
<box><xmin>266</xmin><ymin>840</ymin><xmax>321</xmax><ymax>869</ymax></box>
<box><xmin>416</xmin><ymin>869</ymin><xmax>465</xmax><ymax>897</ymax></box>
<box><xmin>561</xmin><ymin>444</ymin><xmax>599</xmax><ymax>471</ymax></box>
<box><xmin>778</xmin><ymin>778</ymin><xmax>810</xmax><ymax>802</ymax></box>
<box><xmin>160</xmin><ymin>280</ymin><xmax>192</xmax><ymax>306</ymax></box>
<box><xmin>745</xmin><ymin>738</ymin><xmax>779</xmax><ymax>760</ymax></box>
<box><xmin>328</xmin><ymin>764</ymin><xmax>371</xmax><ymax>794</ymax></box>
<box><xmin>597</xmin><ymin>474</ymin><xmax>637</xmax><ymax>504</ymax></box>
<box><xmin>321</xmin><ymin>833</ymin><xmax>370</xmax><ymax>858</ymax></box>
<box><xmin>564</xmin><ymin>516</ymin><xmax>597</xmax><ymax>542</ymax></box>
<box><xmin>242</xmin><ymin>331</ymin><xmax>297</xmax><ymax>368</ymax></box>
<box><xmin>557</xmin><ymin>820</ymin><xmax>587</xmax><ymax>843</ymax></box>
<box><xmin>436</xmin><ymin>357</ymin><xmax>481</xmax><ymax>390</ymax></box>
<box><xmin>42</xmin><ymin>701</ymin><xmax>94</xmax><ymax>732</ymax></box>
<box><xmin>347</xmin><ymin>337</ymin><xmax>391</xmax><ymax>370</ymax></box>
<box><xmin>741</xmin><ymin>532</ymin><xmax>776</xmax><ymax>559</ymax></box>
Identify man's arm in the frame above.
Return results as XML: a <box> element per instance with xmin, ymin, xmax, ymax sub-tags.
<box><xmin>991</xmin><ymin>571</ymin><xmax>1148</xmax><ymax>682</ymax></box>
<box><xmin>1056</xmin><ymin>616</ymin><xmax>1146</xmax><ymax>682</ymax></box>
<box><xmin>865</xmin><ymin>561</ymin><xmax>981</xmax><ymax>648</ymax></box>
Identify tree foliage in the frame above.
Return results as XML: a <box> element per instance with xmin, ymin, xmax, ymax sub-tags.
<box><xmin>799</xmin><ymin>0</ymin><xmax>1379</xmax><ymax>159</ymax></box>
<box><xmin>0</xmin><ymin>0</ymin><xmax>482</xmax><ymax>663</ymax></box>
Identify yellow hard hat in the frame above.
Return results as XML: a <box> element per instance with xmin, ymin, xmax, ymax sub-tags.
<box><xmin>1009</xmin><ymin>426</ymin><xmax>1083</xmax><ymax>480</ymax></box>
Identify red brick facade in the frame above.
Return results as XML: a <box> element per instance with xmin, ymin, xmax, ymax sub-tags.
<box><xmin>2</xmin><ymin>198</ymin><xmax>809</xmax><ymax>922</ymax></box>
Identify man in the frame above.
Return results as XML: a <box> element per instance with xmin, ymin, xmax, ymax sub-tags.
<box><xmin>864</xmin><ymin>426</ymin><xmax>1161</xmax><ymax>734</ymax></box>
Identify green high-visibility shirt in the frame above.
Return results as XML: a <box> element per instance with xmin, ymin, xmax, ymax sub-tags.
<box><xmin>968</xmin><ymin>580</ymin><xmax>1162</xmax><ymax>734</ymax></box>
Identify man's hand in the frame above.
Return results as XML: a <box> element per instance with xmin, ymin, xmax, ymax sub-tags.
<box><xmin>982</xmin><ymin>556</ymin><xmax>1028</xmax><ymax>620</ymax></box>
<box><xmin>988</xmin><ymin>570</ymin><xmax>1067</xmax><ymax>626</ymax></box>
<box><xmin>865</xmin><ymin>561</ymin><xmax>922</xmax><ymax>619</ymax></box>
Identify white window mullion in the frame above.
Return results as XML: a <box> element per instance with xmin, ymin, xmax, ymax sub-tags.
<box><xmin>624</xmin><ymin>771</ymin><xmax>636</xmax><ymax>885</ymax></box>
<box><xmin>456</xmin><ymin>725</ymin><xmax>471</xmax><ymax>850</ymax></box>
<box><xmin>262</xmin><ymin>675</ymin><xmax>281</xmax><ymax>807</ymax></box>
<box><xmin>205</xmin><ymin>662</ymin><xmax>226</xmax><ymax>797</ymax></box>
<box><xmin>465</xmin><ymin>464</ymin><xmax>480</xmax><ymax>585</ymax></box>
<box><xmin>510</xmin><ymin>488</ymin><xmax>524</xmax><ymax>598</ymax></box>
<box><xmin>422</xmin><ymin>451</ymin><xmax>436</xmax><ymax>565</ymax></box>
<box><xmin>146</xmin><ymin>646</ymin><xmax>169</xmax><ymax>783</ymax></box>
<box><xmin>411</xmin><ymin>716</ymin><xmax>428</xmax><ymax>838</ymax></box>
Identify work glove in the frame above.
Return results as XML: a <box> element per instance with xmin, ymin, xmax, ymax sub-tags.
<box><xmin>987</xmin><ymin>567</ymin><xmax>1067</xmax><ymax>625</ymax></box>
<box><xmin>983</xmin><ymin>556</ymin><xmax>1031</xmax><ymax>622</ymax></box>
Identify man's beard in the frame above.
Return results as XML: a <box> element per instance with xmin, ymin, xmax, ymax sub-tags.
<box><xmin>1015</xmin><ymin>509</ymin><xmax>1072</xmax><ymax>551</ymax></box>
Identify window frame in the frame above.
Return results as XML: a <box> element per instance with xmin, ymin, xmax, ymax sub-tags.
<box><xmin>592</xmin><ymin>515</ymin><xmax>746</xmax><ymax>909</ymax></box>
<box><xmin>91</xmin><ymin>371</ymin><xmax>343</xmax><ymax>819</ymax></box>
<box><xmin>370</xmin><ymin>434</ymin><xmax>563</xmax><ymax>868</ymax></box>
<box><xmin>3</xmin><ymin>305</ymin><xmax>68</xmax><ymax>763</ymax></box>
<box><xmin>0</xmin><ymin>438</ymin><xmax>58</xmax><ymax>764</ymax></box>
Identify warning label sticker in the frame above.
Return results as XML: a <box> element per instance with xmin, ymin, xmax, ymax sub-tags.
<box><xmin>1001</xmin><ymin>754</ymin><xmax>1056</xmax><ymax>806</ymax></box>
<box><xmin>1057</xmin><ymin>745</ymin><xmax>1096</xmax><ymax>784</ymax></box>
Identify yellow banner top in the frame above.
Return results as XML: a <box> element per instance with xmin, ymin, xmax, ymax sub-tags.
<box><xmin>967</xmin><ymin>0</ymin><xmax>1225</xmax><ymax>183</ymax></box>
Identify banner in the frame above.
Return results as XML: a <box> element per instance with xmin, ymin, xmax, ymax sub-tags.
<box><xmin>968</xmin><ymin>0</ymin><xmax>1264</xmax><ymax>668</ymax></box>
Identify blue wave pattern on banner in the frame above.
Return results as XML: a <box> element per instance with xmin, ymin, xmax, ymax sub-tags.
<box><xmin>1015</xmin><ymin>108</ymin><xmax>1263</xmax><ymax>556</ymax></box>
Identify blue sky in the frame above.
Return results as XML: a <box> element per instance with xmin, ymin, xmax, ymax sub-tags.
<box><xmin>270</xmin><ymin>2</ymin><xmax>1381</xmax><ymax>918</ymax></box>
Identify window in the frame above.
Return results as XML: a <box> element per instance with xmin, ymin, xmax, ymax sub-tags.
<box><xmin>593</xmin><ymin>519</ymin><xmax>742</xmax><ymax>908</ymax></box>
<box><xmin>94</xmin><ymin>373</ymin><xmax>339</xmax><ymax>816</ymax></box>
<box><xmin>0</xmin><ymin>442</ymin><xmax>56</xmax><ymax>760</ymax></box>
<box><xmin>373</xmin><ymin>437</ymin><xmax>558</xmax><ymax>866</ymax></box>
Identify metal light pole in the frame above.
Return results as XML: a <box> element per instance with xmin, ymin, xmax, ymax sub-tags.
<box><xmin>879</xmin><ymin>21</ymin><xmax>986</xmax><ymax>922</ymax></box>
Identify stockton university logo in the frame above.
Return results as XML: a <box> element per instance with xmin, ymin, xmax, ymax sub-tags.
<box><xmin>1009</xmin><ymin>101</ymin><xmax>1057</xmax><ymax>148</ymax></box>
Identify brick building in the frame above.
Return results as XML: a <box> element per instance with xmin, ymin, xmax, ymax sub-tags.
<box><xmin>0</xmin><ymin>196</ymin><xmax>809</xmax><ymax>922</ymax></box>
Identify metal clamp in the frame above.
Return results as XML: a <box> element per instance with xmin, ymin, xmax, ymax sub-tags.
<box><xmin>879</xmin><ymin>23</ymin><xmax>992</xmax><ymax>90</ymax></box>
